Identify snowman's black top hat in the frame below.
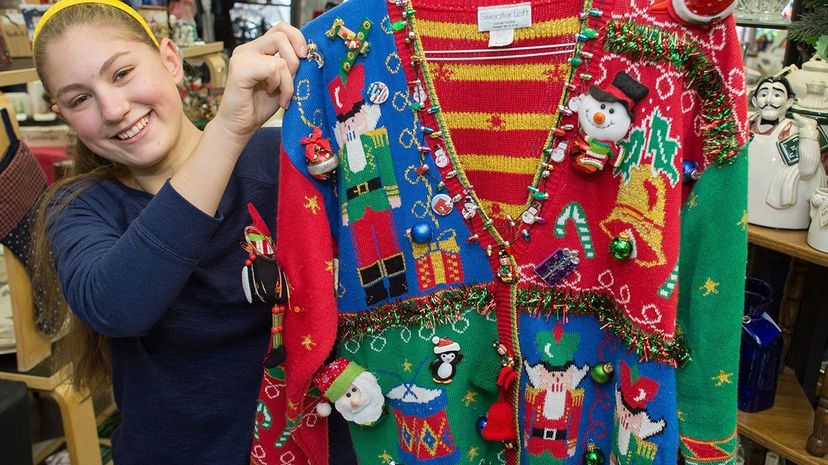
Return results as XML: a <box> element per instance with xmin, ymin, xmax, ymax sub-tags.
<box><xmin>588</xmin><ymin>71</ymin><xmax>649</xmax><ymax>116</ymax></box>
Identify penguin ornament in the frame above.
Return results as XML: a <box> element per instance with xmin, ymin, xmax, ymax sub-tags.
<box><xmin>430</xmin><ymin>336</ymin><xmax>463</xmax><ymax>384</ymax></box>
<box><xmin>241</xmin><ymin>203</ymin><xmax>290</xmax><ymax>368</ymax></box>
<box><xmin>568</xmin><ymin>71</ymin><xmax>649</xmax><ymax>174</ymax></box>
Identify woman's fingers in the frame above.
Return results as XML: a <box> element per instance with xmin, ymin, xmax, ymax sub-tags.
<box><xmin>276</xmin><ymin>58</ymin><xmax>295</xmax><ymax>109</ymax></box>
<box><xmin>271</xmin><ymin>22</ymin><xmax>308</xmax><ymax>59</ymax></box>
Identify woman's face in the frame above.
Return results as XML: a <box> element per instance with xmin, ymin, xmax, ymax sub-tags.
<box><xmin>43</xmin><ymin>24</ymin><xmax>187</xmax><ymax>174</ymax></box>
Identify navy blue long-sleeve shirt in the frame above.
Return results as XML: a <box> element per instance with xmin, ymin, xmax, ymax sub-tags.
<box><xmin>50</xmin><ymin>128</ymin><xmax>280</xmax><ymax>465</ymax></box>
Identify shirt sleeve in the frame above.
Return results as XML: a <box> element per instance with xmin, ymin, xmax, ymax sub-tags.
<box><xmin>51</xmin><ymin>181</ymin><xmax>222</xmax><ymax>337</ymax></box>
<box><xmin>675</xmin><ymin>16</ymin><xmax>749</xmax><ymax>465</ymax></box>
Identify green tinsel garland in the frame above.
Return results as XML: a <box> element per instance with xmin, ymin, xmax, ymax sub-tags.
<box><xmin>604</xmin><ymin>20</ymin><xmax>741</xmax><ymax>166</ymax></box>
<box><xmin>338</xmin><ymin>285</ymin><xmax>494</xmax><ymax>340</ymax></box>
<box><xmin>339</xmin><ymin>283</ymin><xmax>690</xmax><ymax>366</ymax></box>
<box><xmin>514</xmin><ymin>286</ymin><xmax>690</xmax><ymax>366</ymax></box>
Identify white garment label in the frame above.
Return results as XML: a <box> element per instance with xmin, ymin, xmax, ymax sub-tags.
<box><xmin>820</xmin><ymin>201</ymin><xmax>828</xmax><ymax>228</ymax></box>
<box><xmin>477</xmin><ymin>3</ymin><xmax>532</xmax><ymax>31</ymax></box>
<box><xmin>488</xmin><ymin>29</ymin><xmax>515</xmax><ymax>47</ymax></box>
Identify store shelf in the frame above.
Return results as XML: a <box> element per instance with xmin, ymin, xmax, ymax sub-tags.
<box><xmin>738</xmin><ymin>370</ymin><xmax>828</xmax><ymax>465</ymax></box>
<box><xmin>0</xmin><ymin>59</ymin><xmax>38</xmax><ymax>87</ymax></box>
<box><xmin>748</xmin><ymin>224</ymin><xmax>828</xmax><ymax>268</ymax></box>
<box><xmin>180</xmin><ymin>41</ymin><xmax>224</xmax><ymax>59</ymax></box>
<box><xmin>735</xmin><ymin>19</ymin><xmax>792</xmax><ymax>30</ymax></box>
<box><xmin>0</xmin><ymin>42</ymin><xmax>225</xmax><ymax>88</ymax></box>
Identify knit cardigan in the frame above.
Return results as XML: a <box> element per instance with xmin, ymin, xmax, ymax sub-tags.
<box><xmin>251</xmin><ymin>0</ymin><xmax>749</xmax><ymax>464</ymax></box>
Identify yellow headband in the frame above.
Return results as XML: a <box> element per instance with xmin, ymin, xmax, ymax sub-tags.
<box><xmin>33</xmin><ymin>0</ymin><xmax>159</xmax><ymax>50</ymax></box>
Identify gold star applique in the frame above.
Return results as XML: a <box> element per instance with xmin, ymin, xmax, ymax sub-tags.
<box><xmin>700</xmin><ymin>277</ymin><xmax>719</xmax><ymax>296</ymax></box>
<box><xmin>712</xmin><ymin>370</ymin><xmax>733</xmax><ymax>387</ymax></box>
<box><xmin>462</xmin><ymin>390</ymin><xmax>477</xmax><ymax>407</ymax></box>
<box><xmin>688</xmin><ymin>193</ymin><xmax>698</xmax><ymax>208</ymax></box>
<box><xmin>301</xmin><ymin>335</ymin><xmax>316</xmax><ymax>351</ymax></box>
<box><xmin>468</xmin><ymin>447</ymin><xmax>479</xmax><ymax>461</ymax></box>
<box><xmin>326</xmin><ymin>260</ymin><xmax>335</xmax><ymax>273</ymax></box>
<box><xmin>677</xmin><ymin>409</ymin><xmax>685</xmax><ymax>421</ymax></box>
<box><xmin>287</xmin><ymin>399</ymin><xmax>298</xmax><ymax>411</ymax></box>
<box><xmin>738</xmin><ymin>210</ymin><xmax>748</xmax><ymax>230</ymax></box>
<box><xmin>402</xmin><ymin>359</ymin><xmax>413</xmax><ymax>372</ymax></box>
<box><xmin>304</xmin><ymin>195</ymin><xmax>321</xmax><ymax>215</ymax></box>
<box><xmin>378</xmin><ymin>450</ymin><xmax>393</xmax><ymax>464</ymax></box>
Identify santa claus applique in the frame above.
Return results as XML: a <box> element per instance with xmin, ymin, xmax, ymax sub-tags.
<box><xmin>314</xmin><ymin>358</ymin><xmax>386</xmax><ymax>426</ymax></box>
<box><xmin>569</xmin><ymin>72</ymin><xmax>649</xmax><ymax>174</ymax></box>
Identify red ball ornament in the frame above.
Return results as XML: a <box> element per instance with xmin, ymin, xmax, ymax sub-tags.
<box><xmin>301</xmin><ymin>127</ymin><xmax>339</xmax><ymax>180</ymax></box>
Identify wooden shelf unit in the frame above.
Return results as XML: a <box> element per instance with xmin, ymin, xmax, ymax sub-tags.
<box><xmin>743</xmin><ymin>224</ymin><xmax>828</xmax><ymax>462</ymax></box>
<box><xmin>748</xmin><ymin>225</ymin><xmax>828</xmax><ymax>269</ymax></box>
<box><xmin>739</xmin><ymin>371</ymin><xmax>828</xmax><ymax>465</ymax></box>
<box><xmin>0</xmin><ymin>42</ymin><xmax>225</xmax><ymax>88</ymax></box>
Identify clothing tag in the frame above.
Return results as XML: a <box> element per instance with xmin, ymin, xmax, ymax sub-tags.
<box><xmin>819</xmin><ymin>202</ymin><xmax>828</xmax><ymax>228</ymax></box>
<box><xmin>489</xmin><ymin>29</ymin><xmax>514</xmax><ymax>47</ymax></box>
<box><xmin>477</xmin><ymin>3</ymin><xmax>532</xmax><ymax>31</ymax></box>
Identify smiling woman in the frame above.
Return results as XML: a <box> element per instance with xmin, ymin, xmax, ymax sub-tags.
<box><xmin>24</xmin><ymin>1</ymin><xmax>317</xmax><ymax>464</ymax></box>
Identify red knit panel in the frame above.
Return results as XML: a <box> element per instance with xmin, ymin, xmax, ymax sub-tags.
<box><xmin>416</xmin><ymin>0</ymin><xmax>580</xmax><ymax>222</ymax></box>
<box><xmin>275</xmin><ymin>148</ymin><xmax>336</xmax><ymax>465</ymax></box>
<box><xmin>426</xmin><ymin>79</ymin><xmax>570</xmax><ymax>113</ymax></box>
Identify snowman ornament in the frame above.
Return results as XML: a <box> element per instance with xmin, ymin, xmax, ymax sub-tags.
<box><xmin>568</xmin><ymin>71</ymin><xmax>649</xmax><ymax>174</ymax></box>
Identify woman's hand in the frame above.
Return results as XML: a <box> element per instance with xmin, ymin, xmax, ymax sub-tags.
<box><xmin>212</xmin><ymin>23</ymin><xmax>306</xmax><ymax>144</ymax></box>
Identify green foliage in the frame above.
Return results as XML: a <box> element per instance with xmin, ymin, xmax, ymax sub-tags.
<box><xmin>788</xmin><ymin>0</ymin><xmax>828</xmax><ymax>59</ymax></box>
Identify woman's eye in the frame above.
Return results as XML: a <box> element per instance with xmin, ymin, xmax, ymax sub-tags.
<box><xmin>69</xmin><ymin>95</ymin><xmax>90</xmax><ymax>107</ymax></box>
<box><xmin>115</xmin><ymin>67</ymin><xmax>133</xmax><ymax>81</ymax></box>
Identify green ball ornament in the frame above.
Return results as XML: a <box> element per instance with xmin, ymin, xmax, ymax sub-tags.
<box><xmin>590</xmin><ymin>362</ymin><xmax>614</xmax><ymax>384</ymax></box>
<box><xmin>609</xmin><ymin>232</ymin><xmax>633</xmax><ymax>260</ymax></box>
<box><xmin>584</xmin><ymin>443</ymin><xmax>605</xmax><ymax>465</ymax></box>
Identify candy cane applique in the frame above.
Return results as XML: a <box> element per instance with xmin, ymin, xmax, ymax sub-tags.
<box><xmin>555</xmin><ymin>202</ymin><xmax>595</xmax><ymax>259</ymax></box>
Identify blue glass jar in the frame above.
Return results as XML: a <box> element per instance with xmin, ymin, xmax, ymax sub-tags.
<box><xmin>738</xmin><ymin>277</ymin><xmax>784</xmax><ymax>412</ymax></box>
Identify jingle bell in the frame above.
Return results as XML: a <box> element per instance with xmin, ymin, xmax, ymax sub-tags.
<box><xmin>590</xmin><ymin>362</ymin><xmax>614</xmax><ymax>384</ymax></box>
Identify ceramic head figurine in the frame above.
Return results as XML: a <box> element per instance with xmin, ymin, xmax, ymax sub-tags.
<box><xmin>747</xmin><ymin>75</ymin><xmax>827</xmax><ymax>229</ymax></box>
<box><xmin>751</xmin><ymin>77</ymin><xmax>795</xmax><ymax>129</ymax></box>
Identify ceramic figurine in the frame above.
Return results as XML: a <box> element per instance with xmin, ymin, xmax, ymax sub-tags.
<box><xmin>747</xmin><ymin>76</ymin><xmax>826</xmax><ymax>229</ymax></box>
<box><xmin>808</xmin><ymin>187</ymin><xmax>828</xmax><ymax>253</ymax></box>
<box><xmin>780</xmin><ymin>56</ymin><xmax>828</xmax><ymax>111</ymax></box>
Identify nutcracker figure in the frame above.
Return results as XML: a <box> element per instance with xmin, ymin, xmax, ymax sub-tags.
<box><xmin>329</xmin><ymin>63</ymin><xmax>408</xmax><ymax>305</ymax></box>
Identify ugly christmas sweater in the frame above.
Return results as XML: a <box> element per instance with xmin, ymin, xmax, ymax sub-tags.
<box><xmin>253</xmin><ymin>0</ymin><xmax>749</xmax><ymax>464</ymax></box>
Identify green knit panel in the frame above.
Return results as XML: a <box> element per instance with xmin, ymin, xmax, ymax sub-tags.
<box><xmin>677</xmin><ymin>147</ymin><xmax>748</xmax><ymax>465</ymax></box>
<box><xmin>338</xmin><ymin>309</ymin><xmax>503</xmax><ymax>465</ymax></box>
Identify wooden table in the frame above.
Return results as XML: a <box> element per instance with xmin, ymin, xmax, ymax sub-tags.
<box><xmin>743</xmin><ymin>224</ymin><xmax>828</xmax><ymax>461</ymax></box>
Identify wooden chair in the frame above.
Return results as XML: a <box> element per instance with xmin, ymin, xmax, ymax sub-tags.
<box><xmin>0</xmin><ymin>92</ymin><xmax>102</xmax><ymax>465</ymax></box>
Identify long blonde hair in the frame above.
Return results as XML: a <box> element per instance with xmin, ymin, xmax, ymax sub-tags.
<box><xmin>31</xmin><ymin>3</ymin><xmax>158</xmax><ymax>393</ymax></box>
